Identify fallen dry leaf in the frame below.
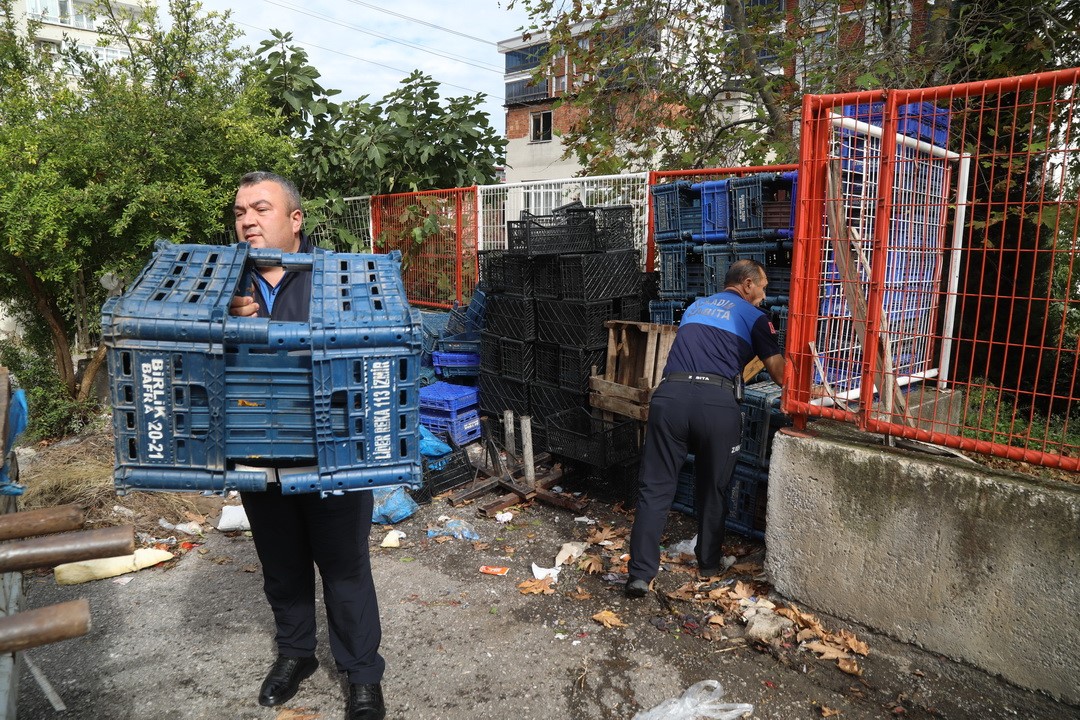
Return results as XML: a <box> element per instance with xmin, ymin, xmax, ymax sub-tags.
<box><xmin>804</xmin><ymin>641</ymin><xmax>852</xmax><ymax>660</ymax></box>
<box><xmin>434</xmin><ymin>536</ymin><xmax>451</xmax><ymax>544</ymax></box>
<box><xmin>183</xmin><ymin>511</ymin><xmax>206</xmax><ymax>524</ymax></box>
<box><xmin>837</xmin><ymin>629</ymin><xmax>870</xmax><ymax>656</ymax></box>
<box><xmin>732</xmin><ymin>580</ymin><xmax>754</xmax><ymax>599</ymax></box>
<box><xmin>242</xmin><ymin>565</ymin><xmax>259</xmax><ymax>573</ymax></box>
<box><xmin>666</xmin><ymin>582</ymin><xmax>699</xmax><ymax>602</ymax></box>
<box><xmin>517</xmin><ymin>577</ymin><xmax>556</xmax><ymax>595</ymax></box>
<box><xmin>569</xmin><ymin>586</ymin><xmax>593</xmax><ymax>601</ymax></box>
<box><xmin>797</xmin><ymin>628</ymin><xmax>820</xmax><ymax>643</ymax></box>
<box><xmin>472</xmin><ymin>542</ymin><xmax>490</xmax><ymax>551</ymax></box>
<box><xmin>274</xmin><ymin>708</ymin><xmax>321</xmax><ymax>720</ymax></box>
<box><xmin>820</xmin><ymin>705</ymin><xmax>841</xmax><ymax>717</ymax></box>
<box><xmin>707</xmin><ymin>614</ymin><xmax>726</xmax><ymax>626</ymax></box>
<box><xmin>592</xmin><ymin>610</ymin><xmax>627</xmax><ymax>628</ymax></box>
<box><xmin>578</xmin><ymin>555</ymin><xmax>603</xmax><ymax>574</ymax></box>
<box><xmin>586</xmin><ymin>525</ymin><xmax>618</xmax><ymax>545</ymax></box>
<box><xmin>837</xmin><ymin>658</ymin><xmax>863</xmax><ymax>676</ymax></box>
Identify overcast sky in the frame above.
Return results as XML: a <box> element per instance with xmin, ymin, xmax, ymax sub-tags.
<box><xmin>188</xmin><ymin>0</ymin><xmax>536</xmax><ymax>133</ymax></box>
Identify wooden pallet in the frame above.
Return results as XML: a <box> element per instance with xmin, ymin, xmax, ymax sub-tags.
<box><xmin>589</xmin><ymin>320</ymin><xmax>678</xmax><ymax>421</ymax></box>
<box><xmin>588</xmin><ymin>320</ymin><xmax>767</xmax><ymax>421</ymax></box>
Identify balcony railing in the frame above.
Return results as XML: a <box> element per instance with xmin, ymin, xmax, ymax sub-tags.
<box><xmin>505</xmin><ymin>78</ymin><xmax>550</xmax><ymax>105</ymax></box>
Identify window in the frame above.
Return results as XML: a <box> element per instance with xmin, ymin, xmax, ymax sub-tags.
<box><xmin>554</xmin><ymin>75</ymin><xmax>567</xmax><ymax>93</ymax></box>
<box><xmin>530</xmin><ymin>111</ymin><xmax>552</xmax><ymax>142</ymax></box>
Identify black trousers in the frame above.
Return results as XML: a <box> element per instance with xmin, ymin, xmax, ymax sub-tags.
<box><xmin>628</xmin><ymin>378</ymin><xmax>742</xmax><ymax>581</ymax></box>
<box><xmin>240</xmin><ymin>485</ymin><xmax>385</xmax><ymax>684</ymax></box>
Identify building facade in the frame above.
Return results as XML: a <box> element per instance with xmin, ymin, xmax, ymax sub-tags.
<box><xmin>12</xmin><ymin>0</ymin><xmax>149</xmax><ymax>63</ymax></box>
<box><xmin>497</xmin><ymin>26</ymin><xmax>587</xmax><ymax>183</ymax></box>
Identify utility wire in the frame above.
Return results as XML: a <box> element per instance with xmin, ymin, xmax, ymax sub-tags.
<box><xmin>340</xmin><ymin>0</ymin><xmax>499</xmax><ymax>46</ymax></box>
<box><xmin>234</xmin><ymin>20</ymin><xmax>505</xmax><ymax>100</ymax></box>
<box><xmin>259</xmin><ymin>0</ymin><xmax>504</xmax><ymax>72</ymax></box>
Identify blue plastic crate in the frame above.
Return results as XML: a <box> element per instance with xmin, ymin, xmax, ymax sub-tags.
<box><xmin>104</xmin><ymin>241</ymin><xmax>423</xmax><ymax>495</ymax></box>
<box><xmin>649</xmin><ymin>300</ymin><xmax>685</xmax><ymax>325</ymax></box>
<box><xmin>651</xmin><ymin>181</ymin><xmax>702</xmax><ymax>242</ymax></box>
<box><xmin>419</xmin><ymin>381</ymin><xmax>479</xmax><ymax>413</ymax></box>
<box><xmin>421</xmin><ymin>408</ymin><xmax>482</xmax><ymax>445</ymax></box>
<box><xmin>693</xmin><ymin>180</ymin><xmax>730</xmax><ymax>242</ymax></box>
<box><xmin>670</xmin><ymin>454</ymin><xmax>766</xmax><ymax>539</ymax></box>
<box><xmin>435</xmin><ymin>365</ymin><xmax>480</xmax><ymax>378</ymax></box>
<box><xmin>432</xmin><ymin>351</ymin><xmax>481</xmax><ymax>368</ymax></box>
<box><xmin>841</xmin><ymin>101</ymin><xmax>951</xmax><ymax>146</ymax></box>
<box><xmin>437</xmin><ymin>332</ymin><xmax>481</xmax><ymax>354</ymax></box>
<box><xmin>658</xmin><ymin>242</ymin><xmax>696</xmax><ymax>299</ymax></box>
<box><xmin>729</xmin><ymin>173</ymin><xmax>796</xmax><ymax>241</ymax></box>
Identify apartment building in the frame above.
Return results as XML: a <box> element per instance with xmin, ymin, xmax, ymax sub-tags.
<box><xmin>12</xmin><ymin>0</ymin><xmax>150</xmax><ymax>63</ymax></box>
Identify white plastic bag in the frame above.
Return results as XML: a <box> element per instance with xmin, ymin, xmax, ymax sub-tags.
<box><xmin>633</xmin><ymin>680</ymin><xmax>753</xmax><ymax>720</ymax></box>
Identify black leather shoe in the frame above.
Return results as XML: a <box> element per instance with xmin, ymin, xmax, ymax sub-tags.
<box><xmin>347</xmin><ymin>682</ymin><xmax>386</xmax><ymax>720</ymax></box>
<box><xmin>625</xmin><ymin>577</ymin><xmax>650</xmax><ymax>598</ymax></box>
<box><xmin>258</xmin><ymin>654</ymin><xmax>318</xmax><ymax>707</ymax></box>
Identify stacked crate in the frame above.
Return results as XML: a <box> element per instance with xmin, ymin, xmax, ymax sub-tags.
<box><xmin>431</xmin><ymin>290</ymin><xmax>486</xmax><ymax>381</ymax></box>
<box><xmin>649</xmin><ymin>174</ymin><xmax>798</xmax><ymax>536</ymax></box>
<box><xmin>419</xmin><ymin>381</ymin><xmax>481</xmax><ymax>446</ymax></box>
<box><xmin>478</xmin><ymin>204</ymin><xmax>642</xmax><ymax>453</ymax></box>
<box><xmin>103</xmin><ymin>241</ymin><xmax>422</xmax><ymax>496</ymax></box>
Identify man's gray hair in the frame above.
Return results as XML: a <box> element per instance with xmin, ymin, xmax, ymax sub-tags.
<box><xmin>724</xmin><ymin>258</ymin><xmax>767</xmax><ymax>288</ymax></box>
<box><xmin>238</xmin><ymin>171</ymin><xmax>302</xmax><ymax>213</ymax></box>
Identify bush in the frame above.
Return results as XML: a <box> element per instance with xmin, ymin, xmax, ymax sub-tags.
<box><xmin>0</xmin><ymin>339</ymin><xmax>100</xmax><ymax>441</ymax></box>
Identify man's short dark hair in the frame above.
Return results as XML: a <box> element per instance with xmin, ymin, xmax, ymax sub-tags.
<box><xmin>238</xmin><ymin>171</ymin><xmax>302</xmax><ymax>213</ymax></box>
<box><xmin>725</xmin><ymin>258</ymin><xmax>767</xmax><ymax>288</ymax></box>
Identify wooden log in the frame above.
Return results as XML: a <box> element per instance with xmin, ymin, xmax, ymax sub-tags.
<box><xmin>0</xmin><ymin>599</ymin><xmax>91</xmax><ymax>654</ymax></box>
<box><xmin>0</xmin><ymin>526</ymin><xmax>134</xmax><ymax>574</ymax></box>
<box><xmin>0</xmin><ymin>504</ymin><xmax>85</xmax><ymax>542</ymax></box>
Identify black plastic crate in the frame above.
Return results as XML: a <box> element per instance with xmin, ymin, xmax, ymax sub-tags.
<box><xmin>544</xmin><ymin>407</ymin><xmax>639</xmax><ymax>468</ymax></box>
<box><xmin>507</xmin><ymin>212</ymin><xmax>596</xmax><ymax>256</ymax></box>
<box><xmin>558</xmin><ymin>345</ymin><xmax>606</xmax><ymax>393</ymax></box>
<box><xmin>536</xmin><ymin>298</ymin><xmax>623</xmax><ymax>348</ymax></box>
<box><xmin>576</xmin><ymin>453</ymin><xmax>641</xmax><ymax>506</ymax></box>
<box><xmin>479</xmin><ymin>371</ymin><xmax>530</xmax><ymax>417</ymax></box>
<box><xmin>484</xmin><ymin>295</ymin><xmax>535</xmax><ymax>341</ymax></box>
<box><xmin>531</xmin><ymin>255</ymin><xmax>562</xmax><ymax>300</ymax></box>
<box><xmin>565</xmin><ymin>205</ymin><xmax>635</xmax><ymax>251</ymax></box>
<box><xmin>480</xmin><ymin>250</ymin><xmax>534</xmax><ymax>297</ymax></box>
<box><xmin>617</xmin><ymin>294</ymin><xmax>644</xmax><ymax>323</ymax></box>
<box><xmin>530</xmin><ymin>381</ymin><xmax>587</xmax><ymax>421</ymax></box>
<box><xmin>533</xmin><ymin>342</ymin><xmax>561</xmax><ymax>387</ymax></box>
<box><xmin>479</xmin><ymin>332</ymin><xmax>534</xmax><ymax>382</ymax></box>
<box><xmin>559</xmin><ymin>249</ymin><xmax>641</xmax><ymax>302</ymax></box>
<box><xmin>414</xmin><ymin>448</ymin><xmax>477</xmax><ymax>503</ymax></box>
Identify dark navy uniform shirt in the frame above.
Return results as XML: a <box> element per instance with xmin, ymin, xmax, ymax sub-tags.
<box><xmin>663</xmin><ymin>290</ymin><xmax>782</xmax><ymax>380</ymax></box>
<box><xmin>252</xmin><ymin>237</ymin><xmax>315</xmax><ymax>322</ymax></box>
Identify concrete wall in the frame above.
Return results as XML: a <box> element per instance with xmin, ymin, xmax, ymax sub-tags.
<box><xmin>765</xmin><ymin>426</ymin><xmax>1080</xmax><ymax>704</ymax></box>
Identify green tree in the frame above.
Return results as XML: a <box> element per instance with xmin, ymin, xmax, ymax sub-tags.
<box><xmin>508</xmin><ymin>0</ymin><xmax>1080</xmax><ymax>173</ymax></box>
<box><xmin>250</xmin><ymin>34</ymin><xmax>506</xmax><ymax>249</ymax></box>
<box><xmin>0</xmin><ymin>0</ymin><xmax>291</xmax><ymax>431</ymax></box>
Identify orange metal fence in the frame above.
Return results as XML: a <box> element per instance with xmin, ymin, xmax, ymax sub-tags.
<box><xmin>371</xmin><ymin>187</ymin><xmax>479</xmax><ymax>309</ymax></box>
<box><xmin>786</xmin><ymin>67</ymin><xmax>1080</xmax><ymax>470</ymax></box>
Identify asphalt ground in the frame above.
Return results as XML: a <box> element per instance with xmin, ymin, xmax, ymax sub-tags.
<box><xmin>15</xmin><ymin>486</ymin><xmax>1080</xmax><ymax>720</ymax></box>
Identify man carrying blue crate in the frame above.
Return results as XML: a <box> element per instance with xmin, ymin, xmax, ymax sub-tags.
<box><xmin>626</xmin><ymin>259</ymin><xmax>785</xmax><ymax>598</ymax></box>
<box><xmin>229</xmin><ymin>171</ymin><xmax>387</xmax><ymax>719</ymax></box>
